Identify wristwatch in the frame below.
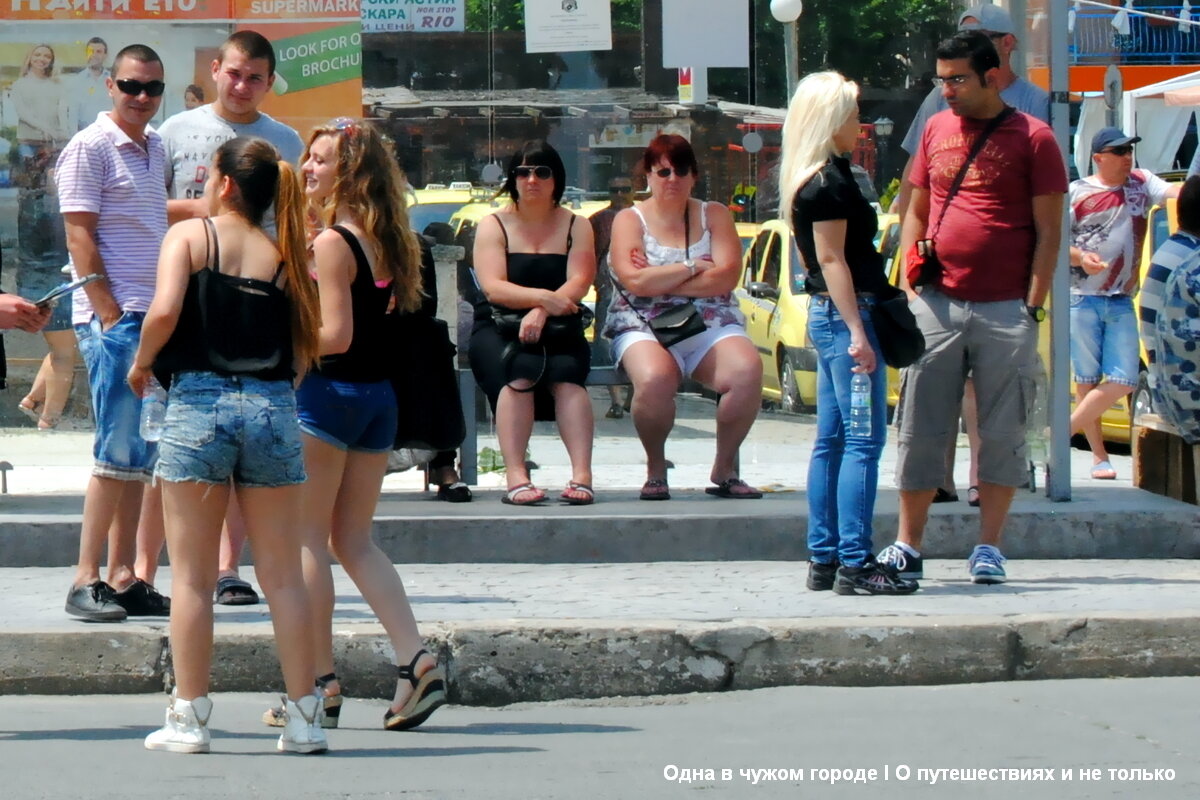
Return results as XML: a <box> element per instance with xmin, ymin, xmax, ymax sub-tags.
<box><xmin>683</xmin><ymin>258</ymin><xmax>696</xmax><ymax>277</ymax></box>
<box><xmin>1026</xmin><ymin>305</ymin><xmax>1046</xmax><ymax>323</ymax></box>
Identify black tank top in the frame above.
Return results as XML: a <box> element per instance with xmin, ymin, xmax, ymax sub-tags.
<box><xmin>475</xmin><ymin>212</ymin><xmax>575</xmax><ymax>322</ymax></box>
<box><xmin>155</xmin><ymin>219</ymin><xmax>292</xmax><ymax>385</ymax></box>
<box><xmin>317</xmin><ymin>225</ymin><xmax>394</xmax><ymax>383</ymax></box>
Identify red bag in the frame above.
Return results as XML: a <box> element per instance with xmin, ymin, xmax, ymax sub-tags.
<box><xmin>905</xmin><ymin>239</ymin><xmax>942</xmax><ymax>289</ymax></box>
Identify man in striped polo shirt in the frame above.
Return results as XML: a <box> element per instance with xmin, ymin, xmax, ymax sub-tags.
<box><xmin>57</xmin><ymin>44</ymin><xmax>171</xmax><ymax>622</ymax></box>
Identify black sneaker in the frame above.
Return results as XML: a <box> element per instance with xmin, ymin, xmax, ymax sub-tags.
<box><xmin>65</xmin><ymin>581</ymin><xmax>128</xmax><ymax>622</ymax></box>
<box><xmin>806</xmin><ymin>561</ymin><xmax>839</xmax><ymax>591</ymax></box>
<box><xmin>833</xmin><ymin>561</ymin><xmax>919</xmax><ymax>596</ymax></box>
<box><xmin>113</xmin><ymin>579</ymin><xmax>172</xmax><ymax>616</ymax></box>
<box><xmin>876</xmin><ymin>543</ymin><xmax>924</xmax><ymax>580</ymax></box>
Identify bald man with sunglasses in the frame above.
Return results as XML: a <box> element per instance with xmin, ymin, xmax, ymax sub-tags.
<box><xmin>56</xmin><ymin>44</ymin><xmax>172</xmax><ymax>622</ymax></box>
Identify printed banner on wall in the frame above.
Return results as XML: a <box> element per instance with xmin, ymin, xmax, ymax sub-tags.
<box><xmin>362</xmin><ymin>0</ymin><xmax>463</xmax><ymax>33</ymax></box>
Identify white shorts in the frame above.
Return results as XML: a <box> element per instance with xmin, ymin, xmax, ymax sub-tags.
<box><xmin>611</xmin><ymin>324</ymin><xmax>750</xmax><ymax>379</ymax></box>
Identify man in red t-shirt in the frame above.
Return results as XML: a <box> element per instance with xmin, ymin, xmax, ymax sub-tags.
<box><xmin>878</xmin><ymin>30</ymin><xmax>1067</xmax><ymax>586</ymax></box>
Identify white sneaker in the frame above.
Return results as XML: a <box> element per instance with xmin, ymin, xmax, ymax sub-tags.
<box><xmin>277</xmin><ymin>693</ymin><xmax>328</xmax><ymax>754</ymax></box>
<box><xmin>145</xmin><ymin>694</ymin><xmax>213</xmax><ymax>754</ymax></box>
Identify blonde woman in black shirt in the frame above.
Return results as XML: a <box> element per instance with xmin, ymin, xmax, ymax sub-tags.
<box><xmin>779</xmin><ymin>72</ymin><xmax>917</xmax><ymax>596</ymax></box>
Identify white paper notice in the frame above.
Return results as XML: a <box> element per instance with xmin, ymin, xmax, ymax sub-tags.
<box><xmin>525</xmin><ymin>0</ymin><xmax>613</xmax><ymax>54</ymax></box>
<box><xmin>662</xmin><ymin>0</ymin><xmax>749</xmax><ymax>68</ymax></box>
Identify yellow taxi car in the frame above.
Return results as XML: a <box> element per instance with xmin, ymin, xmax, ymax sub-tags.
<box><xmin>408</xmin><ymin>182</ymin><xmax>476</xmax><ymax>237</ymax></box>
<box><xmin>734</xmin><ymin>218</ymin><xmax>818</xmax><ymax>411</ymax></box>
<box><xmin>736</xmin><ymin>221</ymin><xmax>760</xmax><ymax>256</ymax></box>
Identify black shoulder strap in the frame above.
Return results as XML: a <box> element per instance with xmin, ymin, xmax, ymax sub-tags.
<box><xmin>566</xmin><ymin>212</ymin><xmax>576</xmax><ymax>251</ymax></box>
<box><xmin>203</xmin><ymin>217</ymin><xmax>219</xmax><ymax>272</ymax></box>
<box><xmin>930</xmin><ymin>106</ymin><xmax>1015</xmax><ymax>242</ymax></box>
<box><xmin>495</xmin><ymin>215</ymin><xmax>510</xmax><ymax>254</ymax></box>
<box><xmin>329</xmin><ymin>224</ymin><xmax>371</xmax><ymax>280</ymax></box>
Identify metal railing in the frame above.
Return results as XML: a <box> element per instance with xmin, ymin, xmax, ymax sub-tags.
<box><xmin>1072</xmin><ymin>6</ymin><xmax>1200</xmax><ymax>64</ymax></box>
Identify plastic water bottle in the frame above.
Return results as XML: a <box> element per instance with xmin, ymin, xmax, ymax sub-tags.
<box><xmin>140</xmin><ymin>378</ymin><xmax>167</xmax><ymax>442</ymax></box>
<box><xmin>849</xmin><ymin>372</ymin><xmax>872</xmax><ymax>438</ymax></box>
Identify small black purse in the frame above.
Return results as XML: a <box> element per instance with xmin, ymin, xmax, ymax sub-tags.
<box><xmin>648</xmin><ymin>301</ymin><xmax>707</xmax><ymax>348</ymax></box>
<box><xmin>491</xmin><ymin>305</ymin><xmax>594</xmax><ymax>342</ymax></box>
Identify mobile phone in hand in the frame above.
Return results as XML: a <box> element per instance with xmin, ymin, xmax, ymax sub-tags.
<box><xmin>36</xmin><ymin>274</ymin><xmax>104</xmax><ymax>308</ymax></box>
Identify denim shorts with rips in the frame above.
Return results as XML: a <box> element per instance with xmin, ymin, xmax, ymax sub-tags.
<box><xmin>155</xmin><ymin>371</ymin><xmax>306</xmax><ymax>488</ymax></box>
<box><xmin>75</xmin><ymin>312</ymin><xmax>156</xmax><ymax>481</ymax></box>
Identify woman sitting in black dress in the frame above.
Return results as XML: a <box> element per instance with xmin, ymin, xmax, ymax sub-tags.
<box><xmin>468</xmin><ymin>140</ymin><xmax>597</xmax><ymax>505</ymax></box>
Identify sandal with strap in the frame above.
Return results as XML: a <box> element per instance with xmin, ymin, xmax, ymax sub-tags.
<box><xmin>383</xmin><ymin>649</ymin><xmax>447</xmax><ymax>731</ymax></box>
<box><xmin>501</xmin><ymin>483</ymin><xmax>546</xmax><ymax>506</ymax></box>
<box><xmin>263</xmin><ymin>672</ymin><xmax>342</xmax><ymax>729</ymax></box>
<box><xmin>560</xmin><ymin>481</ymin><xmax>595</xmax><ymax>505</ymax></box>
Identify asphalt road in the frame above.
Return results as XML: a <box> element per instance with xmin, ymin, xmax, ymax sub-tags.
<box><xmin>1</xmin><ymin>678</ymin><xmax>1194</xmax><ymax>799</ymax></box>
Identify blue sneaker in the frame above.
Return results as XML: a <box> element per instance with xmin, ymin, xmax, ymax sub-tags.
<box><xmin>877</xmin><ymin>543</ymin><xmax>923</xmax><ymax>580</ymax></box>
<box><xmin>969</xmin><ymin>545</ymin><xmax>1007</xmax><ymax>584</ymax></box>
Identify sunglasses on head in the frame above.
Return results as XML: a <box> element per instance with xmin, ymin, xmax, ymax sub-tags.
<box><xmin>115</xmin><ymin>78</ymin><xmax>165</xmax><ymax>98</ymax></box>
<box><xmin>654</xmin><ymin>166</ymin><xmax>692</xmax><ymax>178</ymax></box>
<box><xmin>328</xmin><ymin>116</ymin><xmax>359</xmax><ymax>136</ymax></box>
<box><xmin>514</xmin><ymin>165</ymin><xmax>553</xmax><ymax>180</ymax></box>
<box><xmin>1102</xmin><ymin>145</ymin><xmax>1133</xmax><ymax>156</ymax></box>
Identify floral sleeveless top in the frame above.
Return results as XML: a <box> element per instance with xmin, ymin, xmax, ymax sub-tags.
<box><xmin>602</xmin><ymin>201</ymin><xmax>745</xmax><ymax>339</ymax></box>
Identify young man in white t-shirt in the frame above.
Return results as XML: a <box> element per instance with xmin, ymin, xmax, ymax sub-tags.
<box><xmin>1069</xmin><ymin>126</ymin><xmax>1180</xmax><ymax>479</ymax></box>
<box><xmin>142</xmin><ymin>30</ymin><xmax>303</xmax><ymax>605</ymax></box>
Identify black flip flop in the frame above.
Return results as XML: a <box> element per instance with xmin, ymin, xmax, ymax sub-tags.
<box><xmin>705</xmin><ymin>478</ymin><xmax>763</xmax><ymax>499</ymax></box>
<box><xmin>215</xmin><ymin>575</ymin><xmax>260</xmax><ymax>606</ymax></box>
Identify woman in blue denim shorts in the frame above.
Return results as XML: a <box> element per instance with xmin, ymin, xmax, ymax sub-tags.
<box><xmin>128</xmin><ymin>136</ymin><xmax>328</xmax><ymax>754</ymax></box>
<box><xmin>779</xmin><ymin>72</ymin><xmax>917</xmax><ymax>596</ymax></box>
<box><xmin>272</xmin><ymin>117</ymin><xmax>445</xmax><ymax>732</ymax></box>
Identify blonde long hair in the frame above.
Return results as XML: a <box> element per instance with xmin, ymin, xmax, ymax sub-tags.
<box><xmin>304</xmin><ymin>119</ymin><xmax>423</xmax><ymax>314</ymax></box>
<box><xmin>777</xmin><ymin>71</ymin><xmax>859</xmax><ymax>222</ymax></box>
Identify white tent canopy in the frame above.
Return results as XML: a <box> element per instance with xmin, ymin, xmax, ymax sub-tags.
<box><xmin>1075</xmin><ymin>69</ymin><xmax>1200</xmax><ymax>177</ymax></box>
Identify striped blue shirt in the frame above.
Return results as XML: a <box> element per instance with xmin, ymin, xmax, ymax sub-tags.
<box><xmin>56</xmin><ymin>112</ymin><xmax>168</xmax><ymax>325</ymax></box>
<box><xmin>1140</xmin><ymin>230</ymin><xmax>1200</xmax><ymax>443</ymax></box>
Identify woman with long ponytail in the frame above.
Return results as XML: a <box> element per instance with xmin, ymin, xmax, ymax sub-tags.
<box><xmin>129</xmin><ymin>135</ymin><xmax>329</xmax><ymax>755</ymax></box>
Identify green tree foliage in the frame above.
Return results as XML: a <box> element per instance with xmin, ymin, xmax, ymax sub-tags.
<box><xmin>465</xmin><ymin>0</ymin><xmax>642</xmax><ymax>32</ymax></box>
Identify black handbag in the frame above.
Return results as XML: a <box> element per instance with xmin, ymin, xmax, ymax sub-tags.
<box><xmin>491</xmin><ymin>305</ymin><xmax>594</xmax><ymax>342</ymax></box>
<box><xmin>870</xmin><ymin>286</ymin><xmax>925</xmax><ymax>369</ymax></box>
<box><xmin>648</xmin><ymin>301</ymin><xmax>707</xmax><ymax>347</ymax></box>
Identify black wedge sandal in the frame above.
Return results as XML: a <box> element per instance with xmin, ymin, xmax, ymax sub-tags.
<box><xmin>383</xmin><ymin>649</ymin><xmax>446</xmax><ymax>731</ymax></box>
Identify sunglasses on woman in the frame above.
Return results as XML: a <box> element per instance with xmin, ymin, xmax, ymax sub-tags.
<box><xmin>654</xmin><ymin>166</ymin><xmax>692</xmax><ymax>178</ymax></box>
<box><xmin>513</xmin><ymin>165</ymin><xmax>553</xmax><ymax>180</ymax></box>
<box><xmin>115</xmin><ymin>78</ymin><xmax>166</xmax><ymax>98</ymax></box>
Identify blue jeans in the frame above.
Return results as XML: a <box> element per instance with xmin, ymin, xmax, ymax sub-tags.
<box><xmin>75</xmin><ymin>312</ymin><xmax>156</xmax><ymax>481</ymax></box>
<box><xmin>806</xmin><ymin>295</ymin><xmax>887</xmax><ymax>568</ymax></box>
<box><xmin>156</xmin><ymin>371</ymin><xmax>306</xmax><ymax>488</ymax></box>
<box><xmin>1069</xmin><ymin>294</ymin><xmax>1138</xmax><ymax>387</ymax></box>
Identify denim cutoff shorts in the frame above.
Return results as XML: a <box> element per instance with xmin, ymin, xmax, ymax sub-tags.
<box><xmin>296</xmin><ymin>372</ymin><xmax>398</xmax><ymax>453</ymax></box>
<box><xmin>1069</xmin><ymin>294</ymin><xmax>1139</xmax><ymax>387</ymax></box>
<box><xmin>155</xmin><ymin>371</ymin><xmax>306</xmax><ymax>488</ymax></box>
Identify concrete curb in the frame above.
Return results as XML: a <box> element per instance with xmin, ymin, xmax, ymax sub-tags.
<box><xmin>5</xmin><ymin>613</ymin><xmax>1199</xmax><ymax>703</ymax></box>
<box><xmin>2</xmin><ymin>488</ymin><xmax>1198</xmax><ymax>566</ymax></box>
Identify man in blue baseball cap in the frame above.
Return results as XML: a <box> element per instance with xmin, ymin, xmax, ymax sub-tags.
<box><xmin>1069</xmin><ymin>126</ymin><xmax>1179</xmax><ymax>480</ymax></box>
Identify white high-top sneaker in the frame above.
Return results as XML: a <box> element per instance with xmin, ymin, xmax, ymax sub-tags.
<box><xmin>277</xmin><ymin>693</ymin><xmax>328</xmax><ymax>754</ymax></box>
<box><xmin>145</xmin><ymin>693</ymin><xmax>213</xmax><ymax>754</ymax></box>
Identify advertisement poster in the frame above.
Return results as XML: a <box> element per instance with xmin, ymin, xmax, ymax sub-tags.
<box><xmin>362</xmin><ymin>0</ymin><xmax>464</xmax><ymax>33</ymax></box>
<box><xmin>524</xmin><ymin>0</ymin><xmax>612</xmax><ymax>54</ymax></box>
<box><xmin>1</xmin><ymin>2</ymin><xmax>361</xmax><ymax>304</ymax></box>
